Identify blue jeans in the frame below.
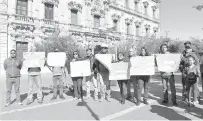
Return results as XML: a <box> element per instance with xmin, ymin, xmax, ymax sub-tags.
<box><xmin>53</xmin><ymin>75</ymin><xmax>63</xmax><ymax>96</ymax></box>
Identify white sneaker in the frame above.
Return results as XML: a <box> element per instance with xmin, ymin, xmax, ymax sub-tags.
<box><xmin>5</xmin><ymin>102</ymin><xmax>10</xmax><ymax>107</ymax></box>
<box><xmin>193</xmin><ymin>101</ymin><xmax>198</xmax><ymax>105</ymax></box>
<box><xmin>18</xmin><ymin>102</ymin><xmax>23</xmax><ymax>105</ymax></box>
<box><xmin>73</xmin><ymin>97</ymin><xmax>78</xmax><ymax>100</ymax></box>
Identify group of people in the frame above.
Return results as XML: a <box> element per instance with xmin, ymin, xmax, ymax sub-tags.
<box><xmin>3</xmin><ymin>41</ymin><xmax>202</xmax><ymax>108</ymax></box>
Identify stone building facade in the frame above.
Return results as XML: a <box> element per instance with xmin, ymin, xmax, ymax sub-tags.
<box><xmin>0</xmin><ymin>0</ymin><xmax>160</xmax><ymax>74</ymax></box>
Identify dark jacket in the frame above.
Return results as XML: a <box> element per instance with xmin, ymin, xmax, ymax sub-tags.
<box><xmin>4</xmin><ymin>57</ymin><xmax>23</xmax><ymax>78</ymax></box>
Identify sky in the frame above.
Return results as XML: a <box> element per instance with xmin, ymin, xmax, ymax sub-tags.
<box><xmin>160</xmin><ymin>0</ymin><xmax>203</xmax><ymax>40</ymax></box>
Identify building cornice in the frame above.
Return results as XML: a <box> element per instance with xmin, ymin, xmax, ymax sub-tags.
<box><xmin>68</xmin><ymin>1</ymin><xmax>83</xmax><ymax>12</ymax></box>
<box><xmin>42</xmin><ymin>0</ymin><xmax>59</xmax><ymax>6</ymax></box>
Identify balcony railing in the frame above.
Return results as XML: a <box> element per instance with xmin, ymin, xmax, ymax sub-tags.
<box><xmin>10</xmin><ymin>14</ymin><xmax>35</xmax><ymax>25</ymax></box>
<box><xmin>41</xmin><ymin>19</ymin><xmax>59</xmax><ymax>28</ymax></box>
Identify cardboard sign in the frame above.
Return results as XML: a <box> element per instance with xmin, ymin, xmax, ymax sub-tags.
<box><xmin>156</xmin><ymin>54</ymin><xmax>181</xmax><ymax>73</ymax></box>
<box><xmin>130</xmin><ymin>56</ymin><xmax>155</xmax><ymax>75</ymax></box>
<box><xmin>95</xmin><ymin>54</ymin><xmax>113</xmax><ymax>70</ymax></box>
<box><xmin>23</xmin><ymin>52</ymin><xmax>45</xmax><ymax>68</ymax></box>
<box><xmin>47</xmin><ymin>52</ymin><xmax>66</xmax><ymax>67</ymax></box>
<box><xmin>109</xmin><ymin>62</ymin><xmax>130</xmax><ymax>80</ymax></box>
<box><xmin>70</xmin><ymin>60</ymin><xmax>91</xmax><ymax>77</ymax></box>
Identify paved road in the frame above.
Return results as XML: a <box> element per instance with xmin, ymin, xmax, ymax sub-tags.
<box><xmin>0</xmin><ymin>73</ymin><xmax>203</xmax><ymax>120</ymax></box>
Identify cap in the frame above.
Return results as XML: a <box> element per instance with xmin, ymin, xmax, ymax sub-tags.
<box><xmin>54</xmin><ymin>48</ymin><xmax>59</xmax><ymax>52</ymax></box>
<box><xmin>101</xmin><ymin>44</ymin><xmax>108</xmax><ymax>48</ymax></box>
<box><xmin>184</xmin><ymin>41</ymin><xmax>191</xmax><ymax>46</ymax></box>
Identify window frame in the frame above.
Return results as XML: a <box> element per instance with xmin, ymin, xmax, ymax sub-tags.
<box><xmin>16</xmin><ymin>0</ymin><xmax>28</xmax><ymax>16</ymax></box>
<box><xmin>94</xmin><ymin>15</ymin><xmax>100</xmax><ymax>28</ymax></box>
<box><xmin>44</xmin><ymin>3</ymin><xmax>54</xmax><ymax>20</ymax></box>
<box><xmin>71</xmin><ymin>9</ymin><xmax>78</xmax><ymax>25</ymax></box>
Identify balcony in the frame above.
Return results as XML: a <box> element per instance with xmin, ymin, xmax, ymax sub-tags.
<box><xmin>9</xmin><ymin>14</ymin><xmax>35</xmax><ymax>25</ymax></box>
<box><xmin>40</xmin><ymin>19</ymin><xmax>59</xmax><ymax>28</ymax></box>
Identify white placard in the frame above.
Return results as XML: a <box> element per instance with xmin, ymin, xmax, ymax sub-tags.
<box><xmin>23</xmin><ymin>52</ymin><xmax>45</xmax><ymax>68</ymax></box>
<box><xmin>47</xmin><ymin>52</ymin><xmax>66</xmax><ymax>67</ymax></box>
<box><xmin>70</xmin><ymin>60</ymin><xmax>91</xmax><ymax>77</ymax></box>
<box><xmin>109</xmin><ymin>62</ymin><xmax>130</xmax><ymax>80</ymax></box>
<box><xmin>95</xmin><ymin>54</ymin><xmax>113</xmax><ymax>70</ymax></box>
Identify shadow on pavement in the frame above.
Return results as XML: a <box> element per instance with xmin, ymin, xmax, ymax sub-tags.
<box><xmin>150</xmin><ymin>105</ymin><xmax>191</xmax><ymax>120</ymax></box>
<box><xmin>184</xmin><ymin>105</ymin><xmax>203</xmax><ymax>119</ymax></box>
<box><xmin>77</xmin><ymin>101</ymin><xmax>100</xmax><ymax>120</ymax></box>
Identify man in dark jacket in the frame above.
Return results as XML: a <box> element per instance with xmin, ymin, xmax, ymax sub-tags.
<box><xmin>4</xmin><ymin>49</ymin><xmax>23</xmax><ymax>107</ymax></box>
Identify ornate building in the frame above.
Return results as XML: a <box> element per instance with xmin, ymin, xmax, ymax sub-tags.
<box><xmin>0</xmin><ymin>0</ymin><xmax>160</xmax><ymax>73</ymax></box>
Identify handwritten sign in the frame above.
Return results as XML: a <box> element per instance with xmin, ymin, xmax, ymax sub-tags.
<box><xmin>23</xmin><ymin>52</ymin><xmax>45</xmax><ymax>68</ymax></box>
<box><xmin>95</xmin><ymin>54</ymin><xmax>113</xmax><ymax>70</ymax></box>
<box><xmin>130</xmin><ymin>56</ymin><xmax>155</xmax><ymax>75</ymax></box>
<box><xmin>70</xmin><ymin>60</ymin><xmax>91</xmax><ymax>77</ymax></box>
<box><xmin>47</xmin><ymin>52</ymin><xmax>66</xmax><ymax>67</ymax></box>
<box><xmin>156</xmin><ymin>54</ymin><xmax>181</xmax><ymax>73</ymax></box>
<box><xmin>109</xmin><ymin>62</ymin><xmax>130</xmax><ymax>80</ymax></box>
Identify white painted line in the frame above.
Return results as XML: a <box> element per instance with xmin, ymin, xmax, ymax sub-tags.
<box><xmin>99</xmin><ymin>99</ymin><xmax>156</xmax><ymax>121</ymax></box>
<box><xmin>0</xmin><ymin>98</ymin><xmax>75</xmax><ymax>115</ymax></box>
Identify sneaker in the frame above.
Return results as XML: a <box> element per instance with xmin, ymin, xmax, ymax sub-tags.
<box><xmin>50</xmin><ymin>96</ymin><xmax>57</xmax><ymax>101</ymax></box>
<box><xmin>27</xmin><ymin>100</ymin><xmax>33</xmax><ymax>105</ymax></box>
<box><xmin>94</xmin><ymin>96</ymin><xmax>98</xmax><ymax>101</ymax></box>
<box><xmin>4</xmin><ymin>102</ymin><xmax>10</xmax><ymax>107</ymax></box>
<box><xmin>143</xmin><ymin>99</ymin><xmax>149</xmax><ymax>105</ymax></box>
<box><xmin>126</xmin><ymin>96</ymin><xmax>133</xmax><ymax>101</ymax></box>
<box><xmin>99</xmin><ymin>98</ymin><xmax>104</xmax><ymax>102</ymax></box>
<box><xmin>161</xmin><ymin>100</ymin><xmax>168</xmax><ymax>104</ymax></box>
<box><xmin>59</xmin><ymin>95</ymin><xmax>65</xmax><ymax>100</ymax></box>
<box><xmin>73</xmin><ymin>97</ymin><xmax>78</xmax><ymax>100</ymax></box>
<box><xmin>133</xmin><ymin>97</ymin><xmax>137</xmax><ymax>103</ymax></box>
<box><xmin>181</xmin><ymin>96</ymin><xmax>186</xmax><ymax>101</ymax></box>
<box><xmin>193</xmin><ymin>101</ymin><xmax>198</xmax><ymax>105</ymax></box>
<box><xmin>173</xmin><ymin>101</ymin><xmax>178</xmax><ymax>106</ymax></box>
<box><xmin>106</xmin><ymin>98</ymin><xmax>111</xmax><ymax>102</ymax></box>
<box><xmin>78</xmin><ymin>98</ymin><xmax>82</xmax><ymax>102</ymax></box>
<box><xmin>38</xmin><ymin>100</ymin><xmax>43</xmax><ymax>104</ymax></box>
<box><xmin>136</xmin><ymin>101</ymin><xmax>141</xmax><ymax>106</ymax></box>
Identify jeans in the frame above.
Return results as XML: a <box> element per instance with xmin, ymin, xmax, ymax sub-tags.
<box><xmin>53</xmin><ymin>75</ymin><xmax>63</xmax><ymax>97</ymax></box>
<box><xmin>100</xmin><ymin>71</ymin><xmax>111</xmax><ymax>99</ymax></box>
<box><xmin>85</xmin><ymin>76</ymin><xmax>92</xmax><ymax>97</ymax></box>
<box><xmin>131</xmin><ymin>76</ymin><xmax>138</xmax><ymax>99</ymax></box>
<box><xmin>6</xmin><ymin>77</ymin><xmax>21</xmax><ymax>103</ymax></box>
<box><xmin>137</xmin><ymin>76</ymin><xmax>150</xmax><ymax>101</ymax></box>
<box><xmin>127</xmin><ymin>80</ymin><xmax>132</xmax><ymax>97</ymax></box>
<box><xmin>92</xmin><ymin>73</ymin><xmax>105</xmax><ymax>98</ymax></box>
<box><xmin>182</xmin><ymin>73</ymin><xmax>187</xmax><ymax>97</ymax></box>
<box><xmin>27</xmin><ymin>75</ymin><xmax>43</xmax><ymax>101</ymax></box>
<box><xmin>186</xmin><ymin>81</ymin><xmax>198</xmax><ymax>102</ymax></box>
<box><xmin>72</xmin><ymin>77</ymin><xmax>83</xmax><ymax>99</ymax></box>
<box><xmin>161</xmin><ymin>74</ymin><xmax>176</xmax><ymax>102</ymax></box>
<box><xmin>117</xmin><ymin>80</ymin><xmax>127</xmax><ymax>98</ymax></box>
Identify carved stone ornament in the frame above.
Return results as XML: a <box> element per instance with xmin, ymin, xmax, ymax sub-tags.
<box><xmin>103</xmin><ymin>0</ymin><xmax>110</xmax><ymax>5</ymax></box>
<box><xmin>85</xmin><ymin>0</ymin><xmax>92</xmax><ymax>6</ymax></box>
<box><xmin>134</xmin><ymin>0</ymin><xmax>140</xmax><ymax>3</ymax></box>
<box><xmin>135</xmin><ymin>21</ymin><xmax>141</xmax><ymax>27</ymax></box>
<box><xmin>152</xmin><ymin>5</ymin><xmax>157</xmax><ymax>11</ymax></box>
<box><xmin>144</xmin><ymin>24</ymin><xmax>150</xmax><ymax>30</ymax></box>
<box><xmin>42</xmin><ymin>0</ymin><xmax>59</xmax><ymax>6</ymax></box>
<box><xmin>11</xmin><ymin>23</ymin><xmax>35</xmax><ymax>33</ymax></box>
<box><xmin>111</xmin><ymin>14</ymin><xmax>121</xmax><ymax>21</ymax></box>
<box><xmin>91</xmin><ymin>7</ymin><xmax>105</xmax><ymax>18</ymax></box>
<box><xmin>153</xmin><ymin>27</ymin><xmax>158</xmax><ymax>32</ymax></box>
<box><xmin>125</xmin><ymin>18</ymin><xmax>133</xmax><ymax>25</ymax></box>
<box><xmin>41</xmin><ymin>27</ymin><xmax>56</xmax><ymax>34</ymax></box>
<box><xmin>143</xmin><ymin>1</ymin><xmax>149</xmax><ymax>7</ymax></box>
<box><xmin>68</xmin><ymin>1</ymin><xmax>83</xmax><ymax>12</ymax></box>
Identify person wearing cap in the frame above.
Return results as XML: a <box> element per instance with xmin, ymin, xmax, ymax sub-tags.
<box><xmin>179</xmin><ymin>41</ymin><xmax>200</xmax><ymax>102</ymax></box>
<box><xmin>159</xmin><ymin>44</ymin><xmax>178</xmax><ymax>106</ymax></box>
<box><xmin>126</xmin><ymin>47</ymin><xmax>139</xmax><ymax>104</ymax></box>
<box><xmin>48</xmin><ymin>48</ymin><xmax>66</xmax><ymax>101</ymax></box>
<box><xmin>93</xmin><ymin>44</ymin><xmax>112</xmax><ymax>102</ymax></box>
<box><xmin>84</xmin><ymin>48</ymin><xmax>95</xmax><ymax>99</ymax></box>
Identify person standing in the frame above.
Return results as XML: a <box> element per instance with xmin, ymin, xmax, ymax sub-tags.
<box><xmin>94</xmin><ymin>44</ymin><xmax>112</xmax><ymax>102</ymax></box>
<box><xmin>4</xmin><ymin>49</ymin><xmax>23</xmax><ymax>107</ymax></box>
<box><xmin>116</xmin><ymin>52</ymin><xmax>128</xmax><ymax>104</ymax></box>
<box><xmin>179</xmin><ymin>41</ymin><xmax>200</xmax><ymax>101</ymax></box>
<box><xmin>159</xmin><ymin>44</ymin><xmax>178</xmax><ymax>106</ymax></box>
<box><xmin>84</xmin><ymin>48</ymin><xmax>94</xmax><ymax>99</ymax></box>
<box><xmin>26</xmin><ymin>67</ymin><xmax>43</xmax><ymax>105</ymax></box>
<box><xmin>48</xmin><ymin>49</ymin><xmax>65</xmax><ymax>101</ymax></box>
<box><xmin>126</xmin><ymin>48</ymin><xmax>138</xmax><ymax>104</ymax></box>
<box><xmin>136</xmin><ymin>47</ymin><xmax>151</xmax><ymax>105</ymax></box>
<box><xmin>70</xmin><ymin>51</ymin><xmax>84</xmax><ymax>101</ymax></box>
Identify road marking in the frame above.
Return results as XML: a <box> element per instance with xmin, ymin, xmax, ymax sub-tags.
<box><xmin>100</xmin><ymin>99</ymin><xmax>156</xmax><ymax>121</ymax></box>
<box><xmin>0</xmin><ymin>98</ymin><xmax>75</xmax><ymax>115</ymax></box>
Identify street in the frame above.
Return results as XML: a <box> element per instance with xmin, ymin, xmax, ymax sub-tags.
<box><xmin>0</xmin><ymin>73</ymin><xmax>203</xmax><ymax>120</ymax></box>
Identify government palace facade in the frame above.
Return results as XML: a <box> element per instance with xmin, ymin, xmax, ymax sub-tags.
<box><xmin>0</xmin><ymin>0</ymin><xmax>160</xmax><ymax>74</ymax></box>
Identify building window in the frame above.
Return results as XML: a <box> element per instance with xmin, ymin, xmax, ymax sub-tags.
<box><xmin>126</xmin><ymin>23</ymin><xmax>130</xmax><ymax>34</ymax></box>
<box><xmin>144</xmin><ymin>7</ymin><xmax>148</xmax><ymax>15</ymax></box>
<box><xmin>135</xmin><ymin>2</ymin><xmax>138</xmax><ymax>11</ymax></box>
<box><xmin>45</xmin><ymin>3</ymin><xmax>54</xmax><ymax>20</ymax></box>
<box><xmin>153</xmin><ymin>10</ymin><xmax>156</xmax><ymax>18</ymax></box>
<box><xmin>94</xmin><ymin>15</ymin><xmax>100</xmax><ymax>28</ymax></box>
<box><xmin>16</xmin><ymin>0</ymin><xmax>28</xmax><ymax>16</ymax></box>
<box><xmin>113</xmin><ymin>20</ymin><xmax>118</xmax><ymax>31</ymax></box>
<box><xmin>146</xmin><ymin>28</ymin><xmax>150</xmax><ymax>37</ymax></box>
<box><xmin>136</xmin><ymin>26</ymin><xmax>140</xmax><ymax>36</ymax></box>
<box><xmin>71</xmin><ymin>10</ymin><xmax>78</xmax><ymax>25</ymax></box>
<box><xmin>125</xmin><ymin>0</ymin><xmax>129</xmax><ymax>8</ymax></box>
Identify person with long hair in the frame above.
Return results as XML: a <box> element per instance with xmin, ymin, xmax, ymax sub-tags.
<box><xmin>116</xmin><ymin>52</ymin><xmax>128</xmax><ymax>104</ymax></box>
<box><xmin>159</xmin><ymin>44</ymin><xmax>178</xmax><ymax>106</ymax></box>
<box><xmin>135</xmin><ymin>47</ymin><xmax>151</xmax><ymax>105</ymax></box>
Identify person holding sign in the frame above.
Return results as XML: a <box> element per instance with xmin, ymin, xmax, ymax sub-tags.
<box><xmin>116</xmin><ymin>52</ymin><xmax>128</xmax><ymax>104</ymax></box>
<box><xmin>93</xmin><ymin>44</ymin><xmax>112</xmax><ymax>102</ymax></box>
<box><xmin>135</xmin><ymin>47</ymin><xmax>151</xmax><ymax>106</ymax></box>
<box><xmin>84</xmin><ymin>48</ymin><xmax>94</xmax><ymax>100</ymax></box>
<box><xmin>159</xmin><ymin>44</ymin><xmax>178</xmax><ymax>106</ymax></box>
<box><xmin>26</xmin><ymin>67</ymin><xmax>43</xmax><ymax>105</ymax></box>
<box><xmin>4</xmin><ymin>49</ymin><xmax>23</xmax><ymax>107</ymax></box>
<box><xmin>183</xmin><ymin>55</ymin><xmax>200</xmax><ymax>107</ymax></box>
<box><xmin>70</xmin><ymin>51</ymin><xmax>84</xmax><ymax>101</ymax></box>
<box><xmin>48</xmin><ymin>49</ymin><xmax>66</xmax><ymax>101</ymax></box>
